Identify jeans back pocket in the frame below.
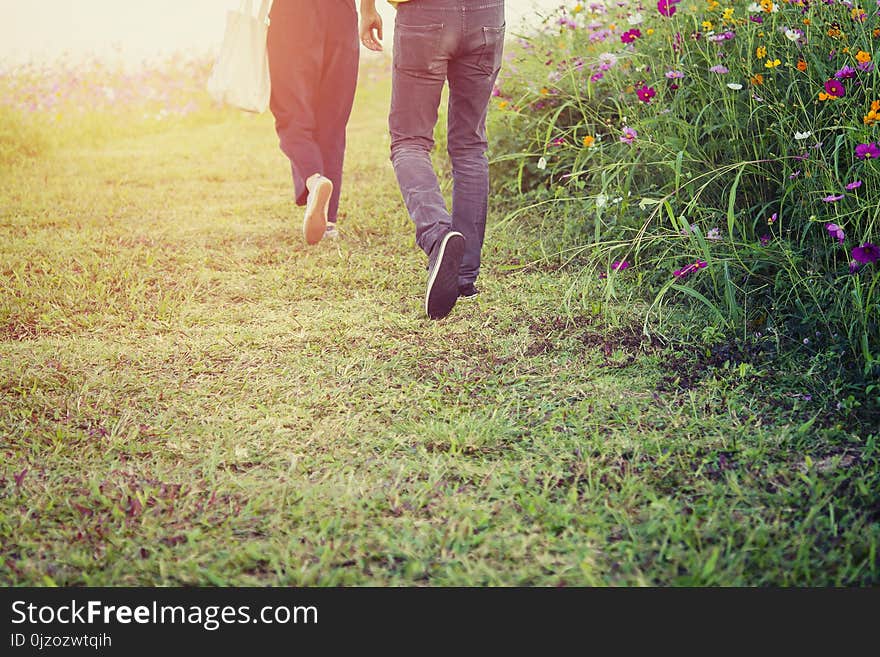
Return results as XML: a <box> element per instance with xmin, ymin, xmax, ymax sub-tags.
<box><xmin>477</xmin><ymin>24</ymin><xmax>506</xmax><ymax>76</ymax></box>
<box><xmin>394</xmin><ymin>23</ymin><xmax>445</xmax><ymax>75</ymax></box>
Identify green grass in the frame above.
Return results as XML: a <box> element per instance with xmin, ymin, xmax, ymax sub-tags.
<box><xmin>1</xmin><ymin>78</ymin><xmax>878</xmax><ymax>586</ymax></box>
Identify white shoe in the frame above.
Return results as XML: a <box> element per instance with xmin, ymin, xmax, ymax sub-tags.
<box><xmin>303</xmin><ymin>176</ymin><xmax>333</xmax><ymax>245</ymax></box>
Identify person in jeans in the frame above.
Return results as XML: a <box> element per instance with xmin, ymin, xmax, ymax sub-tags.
<box><xmin>267</xmin><ymin>0</ymin><xmax>360</xmax><ymax>245</ymax></box>
<box><xmin>359</xmin><ymin>0</ymin><xmax>505</xmax><ymax>319</ymax></box>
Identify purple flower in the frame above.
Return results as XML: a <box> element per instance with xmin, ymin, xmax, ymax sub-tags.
<box><xmin>760</xmin><ymin>234</ymin><xmax>771</xmax><ymax>246</ymax></box>
<box><xmin>826</xmin><ymin>223</ymin><xmax>846</xmax><ymax>243</ymax></box>
<box><xmin>846</xmin><ymin>180</ymin><xmax>863</xmax><ymax>190</ymax></box>
<box><xmin>750</xmin><ymin>14</ymin><xmax>764</xmax><ymax>23</ymax></box>
<box><xmin>823</xmin><ymin>194</ymin><xmax>845</xmax><ymax>202</ymax></box>
<box><xmin>824</xmin><ymin>79</ymin><xmax>846</xmax><ymax>97</ymax></box>
<box><xmin>852</xmin><ymin>242</ymin><xmax>880</xmax><ymax>264</ymax></box>
<box><xmin>834</xmin><ymin>65</ymin><xmax>857</xmax><ymax>79</ymax></box>
<box><xmin>620</xmin><ymin>127</ymin><xmax>638</xmax><ymax>144</ymax></box>
<box><xmin>709</xmin><ymin>65</ymin><xmax>730</xmax><ymax>74</ymax></box>
<box><xmin>849</xmin><ymin>260</ymin><xmax>861</xmax><ymax>274</ymax></box>
<box><xmin>665</xmin><ymin>70</ymin><xmax>684</xmax><ymax>79</ymax></box>
<box><xmin>789</xmin><ymin>170</ymin><xmax>801</xmax><ymax>179</ymax></box>
<box><xmin>858</xmin><ymin>61</ymin><xmax>875</xmax><ymax>73</ymax></box>
<box><xmin>855</xmin><ymin>142</ymin><xmax>880</xmax><ymax>159</ymax></box>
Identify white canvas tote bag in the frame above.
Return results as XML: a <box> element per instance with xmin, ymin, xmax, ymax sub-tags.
<box><xmin>207</xmin><ymin>0</ymin><xmax>273</xmax><ymax>113</ymax></box>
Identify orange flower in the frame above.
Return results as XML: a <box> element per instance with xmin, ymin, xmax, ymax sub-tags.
<box><xmin>583</xmin><ymin>135</ymin><xmax>596</xmax><ymax>148</ymax></box>
<box><xmin>750</xmin><ymin>73</ymin><xmax>764</xmax><ymax>85</ymax></box>
<box><xmin>797</xmin><ymin>60</ymin><xmax>808</xmax><ymax>71</ymax></box>
<box><xmin>856</xmin><ymin>50</ymin><xmax>872</xmax><ymax>63</ymax></box>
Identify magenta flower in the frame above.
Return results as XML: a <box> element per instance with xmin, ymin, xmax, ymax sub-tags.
<box><xmin>620</xmin><ymin>127</ymin><xmax>638</xmax><ymax>144</ymax></box>
<box><xmin>612</xmin><ymin>260</ymin><xmax>631</xmax><ymax>271</ymax></box>
<box><xmin>823</xmin><ymin>194</ymin><xmax>845</xmax><ymax>202</ymax></box>
<box><xmin>621</xmin><ymin>29</ymin><xmax>642</xmax><ymax>43</ymax></box>
<box><xmin>636</xmin><ymin>85</ymin><xmax>656</xmax><ymax>103</ymax></box>
<box><xmin>855</xmin><ymin>142</ymin><xmax>880</xmax><ymax>159</ymax></box>
<box><xmin>673</xmin><ymin>260</ymin><xmax>708</xmax><ymax>278</ymax></box>
<box><xmin>846</xmin><ymin>180</ymin><xmax>863</xmax><ymax>190</ymax></box>
<box><xmin>852</xmin><ymin>242</ymin><xmax>880</xmax><ymax>264</ymax></box>
<box><xmin>657</xmin><ymin>0</ymin><xmax>677</xmax><ymax>16</ymax></box>
<box><xmin>590</xmin><ymin>72</ymin><xmax>604</xmax><ymax>82</ymax></box>
<box><xmin>760</xmin><ymin>234</ymin><xmax>771</xmax><ymax>246</ymax></box>
<box><xmin>826</xmin><ymin>223</ymin><xmax>846</xmax><ymax>243</ymax></box>
<box><xmin>824</xmin><ymin>79</ymin><xmax>846</xmax><ymax>97</ymax></box>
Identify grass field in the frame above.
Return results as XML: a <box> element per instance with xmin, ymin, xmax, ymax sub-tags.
<box><xmin>1</xmin><ymin>68</ymin><xmax>878</xmax><ymax>586</ymax></box>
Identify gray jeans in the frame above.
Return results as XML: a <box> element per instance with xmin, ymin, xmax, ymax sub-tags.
<box><xmin>390</xmin><ymin>0</ymin><xmax>505</xmax><ymax>287</ymax></box>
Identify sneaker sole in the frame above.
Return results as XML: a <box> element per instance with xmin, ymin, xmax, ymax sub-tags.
<box><xmin>303</xmin><ymin>179</ymin><xmax>332</xmax><ymax>245</ymax></box>
<box><xmin>425</xmin><ymin>232</ymin><xmax>465</xmax><ymax>320</ymax></box>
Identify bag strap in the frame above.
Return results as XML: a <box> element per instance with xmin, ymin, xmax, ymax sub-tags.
<box><xmin>237</xmin><ymin>0</ymin><xmax>271</xmax><ymax>23</ymax></box>
<box><xmin>257</xmin><ymin>0</ymin><xmax>272</xmax><ymax>24</ymax></box>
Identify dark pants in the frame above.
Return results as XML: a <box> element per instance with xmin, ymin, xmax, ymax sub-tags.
<box><xmin>390</xmin><ymin>0</ymin><xmax>505</xmax><ymax>287</ymax></box>
<box><xmin>267</xmin><ymin>0</ymin><xmax>359</xmax><ymax>222</ymax></box>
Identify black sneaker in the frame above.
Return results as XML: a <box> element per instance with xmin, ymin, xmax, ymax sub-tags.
<box><xmin>458</xmin><ymin>283</ymin><xmax>479</xmax><ymax>299</ymax></box>
<box><xmin>425</xmin><ymin>231</ymin><xmax>465</xmax><ymax>320</ymax></box>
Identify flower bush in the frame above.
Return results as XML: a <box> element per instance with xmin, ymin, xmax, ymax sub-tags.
<box><xmin>489</xmin><ymin>0</ymin><xmax>880</xmax><ymax>380</ymax></box>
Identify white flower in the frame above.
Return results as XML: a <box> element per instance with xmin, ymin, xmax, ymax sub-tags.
<box><xmin>726</xmin><ymin>83</ymin><xmax>743</xmax><ymax>90</ymax></box>
<box><xmin>784</xmin><ymin>28</ymin><xmax>801</xmax><ymax>41</ymax></box>
<box><xmin>747</xmin><ymin>2</ymin><xmax>761</xmax><ymax>10</ymax></box>
<box><xmin>627</xmin><ymin>12</ymin><xmax>644</xmax><ymax>25</ymax></box>
<box><xmin>794</xmin><ymin>131</ymin><xmax>812</xmax><ymax>140</ymax></box>
<box><xmin>595</xmin><ymin>194</ymin><xmax>607</xmax><ymax>208</ymax></box>
<box><xmin>707</xmin><ymin>227</ymin><xmax>722</xmax><ymax>241</ymax></box>
<box><xmin>537</xmin><ymin>157</ymin><xmax>547</xmax><ymax>170</ymax></box>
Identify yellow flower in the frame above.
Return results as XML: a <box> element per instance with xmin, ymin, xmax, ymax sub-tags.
<box><xmin>573</xmin><ymin>3</ymin><xmax>584</xmax><ymax>13</ymax></box>
<box><xmin>856</xmin><ymin>50</ymin><xmax>872</xmax><ymax>63</ymax></box>
<box><xmin>828</xmin><ymin>27</ymin><xmax>841</xmax><ymax>38</ymax></box>
<box><xmin>702</xmin><ymin>20</ymin><xmax>714</xmax><ymax>30</ymax></box>
<box><xmin>646</xmin><ymin>28</ymin><xmax>655</xmax><ymax>35</ymax></box>
<box><xmin>722</xmin><ymin>7</ymin><xmax>734</xmax><ymax>20</ymax></box>
<box><xmin>851</xmin><ymin>7</ymin><xmax>866</xmax><ymax>21</ymax></box>
<box><xmin>760</xmin><ymin>0</ymin><xmax>775</xmax><ymax>12</ymax></box>
<box><xmin>540</xmin><ymin>87</ymin><xmax>549</xmax><ymax>96</ymax></box>
<box><xmin>756</xmin><ymin>46</ymin><xmax>767</xmax><ymax>59</ymax></box>
<box><xmin>764</xmin><ymin>58</ymin><xmax>781</xmax><ymax>68</ymax></box>
<box><xmin>583</xmin><ymin>135</ymin><xmax>596</xmax><ymax>148</ymax></box>
<box><xmin>803</xmin><ymin>18</ymin><xmax>810</xmax><ymax>25</ymax></box>
<box><xmin>707</xmin><ymin>0</ymin><xmax>720</xmax><ymax>9</ymax></box>
<box><xmin>498</xmin><ymin>100</ymin><xmax>509</xmax><ymax>110</ymax></box>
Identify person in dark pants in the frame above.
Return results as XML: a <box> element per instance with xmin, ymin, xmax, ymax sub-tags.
<box><xmin>359</xmin><ymin>0</ymin><xmax>505</xmax><ymax>320</ymax></box>
<box><xmin>267</xmin><ymin>0</ymin><xmax>360</xmax><ymax>245</ymax></box>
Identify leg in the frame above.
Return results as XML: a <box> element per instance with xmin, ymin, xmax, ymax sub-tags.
<box><xmin>267</xmin><ymin>0</ymin><xmax>325</xmax><ymax>207</ymax></box>
<box><xmin>447</xmin><ymin>8</ymin><xmax>505</xmax><ymax>288</ymax></box>
<box><xmin>315</xmin><ymin>1</ymin><xmax>360</xmax><ymax>223</ymax></box>
<box><xmin>388</xmin><ymin>16</ymin><xmax>452</xmax><ymax>257</ymax></box>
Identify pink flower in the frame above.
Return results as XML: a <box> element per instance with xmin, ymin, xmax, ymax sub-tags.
<box><xmin>823</xmin><ymin>194</ymin><xmax>845</xmax><ymax>202</ymax></box>
<box><xmin>824</xmin><ymin>79</ymin><xmax>846</xmax><ymax>97</ymax></box>
<box><xmin>657</xmin><ymin>0</ymin><xmax>677</xmax><ymax>16</ymax></box>
<box><xmin>846</xmin><ymin>180</ymin><xmax>863</xmax><ymax>190</ymax></box>
<box><xmin>620</xmin><ymin>127</ymin><xmax>638</xmax><ymax>144</ymax></box>
<box><xmin>826</xmin><ymin>223</ymin><xmax>846</xmax><ymax>243</ymax></box>
<box><xmin>636</xmin><ymin>85</ymin><xmax>656</xmax><ymax>103</ymax></box>
<box><xmin>621</xmin><ymin>29</ymin><xmax>642</xmax><ymax>43</ymax></box>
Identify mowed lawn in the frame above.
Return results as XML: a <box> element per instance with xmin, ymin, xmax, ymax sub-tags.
<box><xmin>1</xmin><ymin>76</ymin><xmax>878</xmax><ymax>586</ymax></box>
